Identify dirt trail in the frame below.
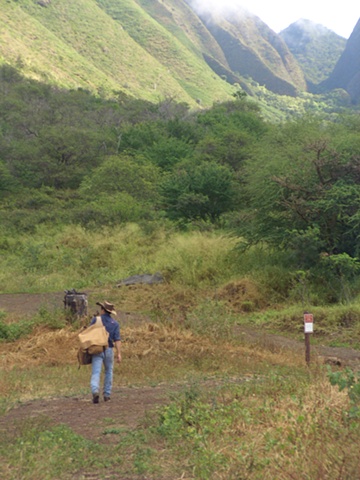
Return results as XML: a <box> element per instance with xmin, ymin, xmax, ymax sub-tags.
<box><xmin>235</xmin><ymin>324</ymin><xmax>360</xmax><ymax>368</ymax></box>
<box><xmin>0</xmin><ymin>292</ymin><xmax>66</xmax><ymax>316</ymax></box>
<box><xmin>0</xmin><ymin>384</ymin><xmax>173</xmax><ymax>444</ymax></box>
<box><xmin>1</xmin><ymin>290</ymin><xmax>360</xmax><ymax>447</ymax></box>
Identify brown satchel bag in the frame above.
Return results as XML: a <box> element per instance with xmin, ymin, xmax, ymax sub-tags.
<box><xmin>77</xmin><ymin>348</ymin><xmax>92</xmax><ymax>366</ymax></box>
<box><xmin>77</xmin><ymin>316</ymin><xmax>109</xmax><ymax>366</ymax></box>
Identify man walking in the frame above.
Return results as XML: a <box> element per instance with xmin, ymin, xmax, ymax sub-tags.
<box><xmin>90</xmin><ymin>300</ymin><xmax>121</xmax><ymax>404</ymax></box>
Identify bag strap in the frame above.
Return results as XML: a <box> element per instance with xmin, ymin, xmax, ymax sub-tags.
<box><xmin>95</xmin><ymin>315</ymin><xmax>108</xmax><ymax>350</ymax></box>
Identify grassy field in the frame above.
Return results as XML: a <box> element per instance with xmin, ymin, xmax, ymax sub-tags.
<box><xmin>1</xmin><ymin>226</ymin><xmax>360</xmax><ymax>479</ymax></box>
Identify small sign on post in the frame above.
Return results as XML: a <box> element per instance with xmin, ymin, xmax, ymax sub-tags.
<box><xmin>304</xmin><ymin>313</ymin><xmax>313</xmax><ymax>365</ymax></box>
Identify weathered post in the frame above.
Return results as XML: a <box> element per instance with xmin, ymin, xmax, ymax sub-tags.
<box><xmin>64</xmin><ymin>289</ymin><xmax>88</xmax><ymax>320</ymax></box>
<box><xmin>304</xmin><ymin>312</ymin><xmax>313</xmax><ymax>365</ymax></box>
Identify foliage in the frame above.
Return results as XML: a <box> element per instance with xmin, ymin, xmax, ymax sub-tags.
<box><xmin>79</xmin><ymin>153</ymin><xmax>161</xmax><ymax>204</ymax></box>
<box><xmin>160</xmin><ymin>160</ymin><xmax>238</xmax><ymax>222</ymax></box>
<box><xmin>240</xmin><ymin>116</ymin><xmax>360</xmax><ymax>282</ymax></box>
<box><xmin>328</xmin><ymin>367</ymin><xmax>360</xmax><ymax>418</ymax></box>
<box><xmin>0</xmin><ymin>309</ymin><xmax>66</xmax><ymax>341</ymax></box>
<box><xmin>118</xmin><ymin>119</ymin><xmax>198</xmax><ymax>170</ymax></box>
<box><xmin>1</xmin><ymin>63</ymin><xmax>360</xmax><ymax>305</ymax></box>
<box><xmin>193</xmin><ymin>100</ymin><xmax>266</xmax><ymax>169</ymax></box>
<box><xmin>74</xmin><ymin>192</ymin><xmax>150</xmax><ymax>227</ymax></box>
<box><xmin>319</xmin><ymin>253</ymin><xmax>360</xmax><ymax>303</ymax></box>
<box><xmin>0</xmin><ymin>224</ymin><xmax>240</xmax><ymax>292</ymax></box>
<box><xmin>0</xmin><ymin>319</ymin><xmax>34</xmax><ymax>342</ymax></box>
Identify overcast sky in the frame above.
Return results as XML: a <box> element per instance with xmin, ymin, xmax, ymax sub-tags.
<box><xmin>188</xmin><ymin>1</ymin><xmax>359</xmax><ymax>38</ymax></box>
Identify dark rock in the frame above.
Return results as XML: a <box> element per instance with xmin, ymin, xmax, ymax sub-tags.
<box><xmin>324</xmin><ymin>356</ymin><xmax>342</xmax><ymax>366</ymax></box>
<box><xmin>116</xmin><ymin>272</ymin><xmax>164</xmax><ymax>287</ymax></box>
<box><xmin>37</xmin><ymin>0</ymin><xmax>51</xmax><ymax>6</ymax></box>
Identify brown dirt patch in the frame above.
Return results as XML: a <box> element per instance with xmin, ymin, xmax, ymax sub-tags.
<box><xmin>0</xmin><ymin>292</ymin><xmax>66</xmax><ymax>317</ymax></box>
<box><xmin>0</xmin><ymin>384</ymin><xmax>173</xmax><ymax>445</ymax></box>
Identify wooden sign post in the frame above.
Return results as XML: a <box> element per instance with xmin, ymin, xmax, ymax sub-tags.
<box><xmin>304</xmin><ymin>313</ymin><xmax>313</xmax><ymax>365</ymax></box>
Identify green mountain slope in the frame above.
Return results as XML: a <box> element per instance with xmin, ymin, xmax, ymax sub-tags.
<box><xmin>0</xmin><ymin>0</ymin><xmax>233</xmax><ymax>107</ymax></box>
<box><xmin>280</xmin><ymin>19</ymin><xmax>346</xmax><ymax>87</ymax></box>
<box><xmin>0</xmin><ymin>1</ymin><xmax>123</xmax><ymax>92</ymax></box>
<box><xmin>134</xmin><ymin>0</ymin><xmax>229</xmax><ymax>67</ymax></box>
<box><xmin>1</xmin><ymin>0</ymin><xmax>353</xmax><ymax>106</ymax></box>
<box><xmin>191</xmin><ymin>6</ymin><xmax>307</xmax><ymax>96</ymax></box>
<box><xmin>95</xmin><ymin>0</ymin><xmax>232</xmax><ymax>105</ymax></box>
<box><xmin>321</xmin><ymin>18</ymin><xmax>360</xmax><ymax>104</ymax></box>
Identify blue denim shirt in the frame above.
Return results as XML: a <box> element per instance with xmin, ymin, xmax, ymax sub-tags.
<box><xmin>90</xmin><ymin>313</ymin><xmax>121</xmax><ymax>348</ymax></box>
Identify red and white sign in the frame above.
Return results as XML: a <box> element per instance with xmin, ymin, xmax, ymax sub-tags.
<box><xmin>304</xmin><ymin>313</ymin><xmax>313</xmax><ymax>333</ymax></box>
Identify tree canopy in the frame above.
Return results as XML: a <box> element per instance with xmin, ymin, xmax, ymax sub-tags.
<box><xmin>1</xmin><ymin>66</ymin><xmax>360</xmax><ymax>294</ymax></box>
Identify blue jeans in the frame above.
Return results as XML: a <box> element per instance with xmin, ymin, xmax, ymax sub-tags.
<box><xmin>90</xmin><ymin>348</ymin><xmax>114</xmax><ymax>397</ymax></box>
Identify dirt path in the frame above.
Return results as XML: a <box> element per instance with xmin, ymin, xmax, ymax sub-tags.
<box><xmin>1</xmin><ymin>291</ymin><xmax>360</xmax><ymax>449</ymax></box>
<box><xmin>0</xmin><ymin>292</ymin><xmax>66</xmax><ymax>317</ymax></box>
<box><xmin>0</xmin><ymin>384</ymin><xmax>173</xmax><ymax>444</ymax></box>
<box><xmin>236</xmin><ymin>325</ymin><xmax>360</xmax><ymax>368</ymax></box>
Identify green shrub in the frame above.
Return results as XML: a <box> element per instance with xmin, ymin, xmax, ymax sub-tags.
<box><xmin>0</xmin><ymin>320</ymin><xmax>34</xmax><ymax>341</ymax></box>
<box><xmin>328</xmin><ymin>367</ymin><xmax>360</xmax><ymax>418</ymax></box>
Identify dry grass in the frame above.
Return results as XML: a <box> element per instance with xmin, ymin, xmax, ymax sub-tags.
<box><xmin>0</xmin><ymin>322</ymin><xmax>305</xmax><ymax>370</ymax></box>
<box><xmin>99</xmin><ymin>278</ymin><xmax>267</xmax><ymax>322</ymax></box>
<box><xmin>216</xmin><ymin>278</ymin><xmax>268</xmax><ymax>312</ymax></box>
<box><xmin>0</xmin><ymin>319</ymin><xmax>306</xmax><ymax>401</ymax></box>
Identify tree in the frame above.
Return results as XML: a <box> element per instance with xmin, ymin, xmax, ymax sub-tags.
<box><xmin>193</xmin><ymin>100</ymin><xmax>266</xmax><ymax>170</ymax></box>
<box><xmin>160</xmin><ymin>160</ymin><xmax>238</xmax><ymax>222</ymax></box>
<box><xmin>240</xmin><ymin>117</ymin><xmax>360</xmax><ymax>268</ymax></box>
<box><xmin>118</xmin><ymin>119</ymin><xmax>199</xmax><ymax>170</ymax></box>
<box><xmin>195</xmin><ymin>129</ymin><xmax>254</xmax><ymax>170</ymax></box>
<box><xmin>79</xmin><ymin>154</ymin><xmax>161</xmax><ymax>203</ymax></box>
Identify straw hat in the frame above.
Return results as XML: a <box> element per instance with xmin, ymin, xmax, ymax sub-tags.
<box><xmin>96</xmin><ymin>300</ymin><xmax>117</xmax><ymax>315</ymax></box>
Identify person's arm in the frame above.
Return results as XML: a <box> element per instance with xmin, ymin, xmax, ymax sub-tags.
<box><xmin>114</xmin><ymin>340</ymin><xmax>122</xmax><ymax>363</ymax></box>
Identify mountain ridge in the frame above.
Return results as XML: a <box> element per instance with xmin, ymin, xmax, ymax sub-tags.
<box><xmin>0</xmin><ymin>0</ymin><xmax>359</xmax><ymax>105</ymax></box>
<box><xmin>321</xmin><ymin>18</ymin><xmax>360</xmax><ymax>103</ymax></box>
<box><xmin>279</xmin><ymin>19</ymin><xmax>347</xmax><ymax>87</ymax></box>
<box><xmin>198</xmin><ymin>8</ymin><xmax>307</xmax><ymax>96</ymax></box>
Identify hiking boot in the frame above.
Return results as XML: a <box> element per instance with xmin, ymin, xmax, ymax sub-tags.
<box><xmin>92</xmin><ymin>393</ymin><xmax>99</xmax><ymax>404</ymax></box>
<box><xmin>104</xmin><ymin>396</ymin><xmax>111</xmax><ymax>402</ymax></box>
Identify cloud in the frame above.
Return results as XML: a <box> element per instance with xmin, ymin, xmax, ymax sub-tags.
<box><xmin>185</xmin><ymin>0</ymin><xmax>251</xmax><ymax>22</ymax></box>
<box><xmin>185</xmin><ymin>0</ymin><xmax>356</xmax><ymax>37</ymax></box>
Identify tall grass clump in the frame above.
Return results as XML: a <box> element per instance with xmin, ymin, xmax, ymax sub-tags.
<box><xmin>230</xmin><ymin>243</ymin><xmax>360</xmax><ymax>306</ymax></box>
<box><xmin>0</xmin><ymin>224</ymin><xmax>240</xmax><ymax>293</ymax></box>
<box><xmin>229</xmin><ymin>244</ymin><xmax>296</xmax><ymax>301</ymax></box>
<box><xmin>151</xmin><ymin>231</ymin><xmax>239</xmax><ymax>287</ymax></box>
